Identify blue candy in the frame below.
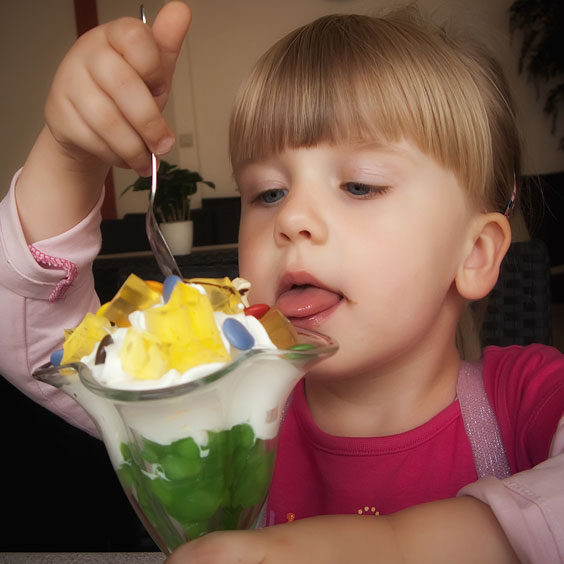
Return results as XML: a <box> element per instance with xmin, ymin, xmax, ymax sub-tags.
<box><xmin>223</xmin><ymin>318</ymin><xmax>255</xmax><ymax>350</ymax></box>
<box><xmin>50</xmin><ymin>348</ymin><xmax>64</xmax><ymax>366</ymax></box>
<box><xmin>163</xmin><ymin>275</ymin><xmax>183</xmax><ymax>302</ymax></box>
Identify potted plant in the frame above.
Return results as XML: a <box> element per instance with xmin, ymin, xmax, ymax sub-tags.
<box><xmin>509</xmin><ymin>0</ymin><xmax>564</xmax><ymax>150</ymax></box>
<box><xmin>123</xmin><ymin>160</ymin><xmax>215</xmax><ymax>255</ymax></box>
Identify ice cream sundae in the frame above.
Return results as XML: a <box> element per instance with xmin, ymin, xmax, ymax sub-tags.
<box><xmin>37</xmin><ymin>274</ymin><xmax>337</xmax><ymax>552</ymax></box>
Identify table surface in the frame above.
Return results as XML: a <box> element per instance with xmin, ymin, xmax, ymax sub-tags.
<box><xmin>0</xmin><ymin>554</ymin><xmax>164</xmax><ymax>564</ymax></box>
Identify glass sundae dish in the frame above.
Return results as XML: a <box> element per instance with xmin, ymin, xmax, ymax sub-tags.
<box><xmin>34</xmin><ymin>275</ymin><xmax>337</xmax><ymax>554</ymax></box>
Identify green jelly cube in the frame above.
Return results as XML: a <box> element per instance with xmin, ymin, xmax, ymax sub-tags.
<box><xmin>231</xmin><ymin>424</ymin><xmax>255</xmax><ymax>449</ymax></box>
<box><xmin>172</xmin><ymin>437</ymin><xmax>200</xmax><ymax>460</ymax></box>
<box><xmin>162</xmin><ymin>454</ymin><xmax>202</xmax><ymax>481</ymax></box>
<box><xmin>167</xmin><ymin>476</ymin><xmax>225</xmax><ymax>522</ymax></box>
<box><xmin>141</xmin><ymin>437</ymin><xmax>167</xmax><ymax>463</ymax></box>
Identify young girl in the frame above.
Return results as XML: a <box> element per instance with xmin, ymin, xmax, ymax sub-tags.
<box><xmin>0</xmin><ymin>3</ymin><xmax>562</xmax><ymax>563</ymax></box>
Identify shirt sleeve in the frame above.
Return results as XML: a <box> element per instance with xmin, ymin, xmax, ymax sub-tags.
<box><xmin>458</xmin><ymin>345</ymin><xmax>564</xmax><ymax>564</ymax></box>
<box><xmin>0</xmin><ymin>169</ymin><xmax>104</xmax><ymax>437</ymax></box>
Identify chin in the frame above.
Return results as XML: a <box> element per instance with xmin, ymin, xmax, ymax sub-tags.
<box><xmin>303</xmin><ymin>352</ymin><xmax>358</xmax><ymax>383</ymax></box>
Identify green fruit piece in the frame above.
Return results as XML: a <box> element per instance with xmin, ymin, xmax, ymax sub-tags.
<box><xmin>117</xmin><ymin>464</ymin><xmax>134</xmax><ymax>490</ymax></box>
<box><xmin>231</xmin><ymin>448</ymin><xmax>249</xmax><ymax>477</ymax></box>
<box><xmin>141</xmin><ymin>438</ymin><xmax>167</xmax><ymax>463</ymax></box>
<box><xmin>167</xmin><ymin>477</ymin><xmax>224</xmax><ymax>522</ymax></box>
<box><xmin>136</xmin><ymin>481</ymin><xmax>157</xmax><ymax>524</ymax></box>
<box><xmin>204</xmin><ymin>430</ymin><xmax>229</xmax><ymax>457</ymax></box>
<box><xmin>150</xmin><ymin>477</ymin><xmax>176</xmax><ymax>507</ymax></box>
<box><xmin>232</xmin><ymin>451</ymin><xmax>273</xmax><ymax>508</ymax></box>
<box><xmin>173</xmin><ymin>437</ymin><xmax>200</xmax><ymax>459</ymax></box>
<box><xmin>221</xmin><ymin>508</ymin><xmax>240</xmax><ymax>530</ymax></box>
<box><xmin>232</xmin><ymin>424</ymin><xmax>255</xmax><ymax>449</ymax></box>
<box><xmin>120</xmin><ymin>443</ymin><xmax>133</xmax><ymax>462</ymax></box>
<box><xmin>162</xmin><ymin>454</ymin><xmax>202</xmax><ymax>480</ymax></box>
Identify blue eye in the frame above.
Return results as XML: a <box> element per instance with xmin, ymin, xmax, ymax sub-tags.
<box><xmin>343</xmin><ymin>182</ymin><xmax>388</xmax><ymax>198</ymax></box>
<box><xmin>258</xmin><ymin>188</ymin><xmax>287</xmax><ymax>204</ymax></box>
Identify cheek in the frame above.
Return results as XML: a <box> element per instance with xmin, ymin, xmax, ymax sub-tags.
<box><xmin>237</xmin><ymin>216</ymin><xmax>274</xmax><ymax>304</ymax></box>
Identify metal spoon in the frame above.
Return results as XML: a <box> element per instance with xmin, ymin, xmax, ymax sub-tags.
<box><xmin>146</xmin><ymin>153</ymin><xmax>183</xmax><ymax>279</ymax></box>
<box><xmin>140</xmin><ymin>6</ymin><xmax>183</xmax><ymax>279</ymax></box>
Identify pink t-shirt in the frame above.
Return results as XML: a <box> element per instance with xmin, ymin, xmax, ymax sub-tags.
<box><xmin>268</xmin><ymin>344</ymin><xmax>564</xmax><ymax>525</ymax></box>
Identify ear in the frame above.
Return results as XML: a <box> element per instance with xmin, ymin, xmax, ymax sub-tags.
<box><xmin>455</xmin><ymin>213</ymin><xmax>512</xmax><ymax>300</ymax></box>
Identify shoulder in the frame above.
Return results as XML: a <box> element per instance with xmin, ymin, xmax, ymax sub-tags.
<box><xmin>482</xmin><ymin>344</ymin><xmax>564</xmax><ymax>467</ymax></box>
<box><xmin>482</xmin><ymin>343</ymin><xmax>564</xmax><ymax>390</ymax></box>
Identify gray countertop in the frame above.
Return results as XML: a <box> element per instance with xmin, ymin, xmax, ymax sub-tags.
<box><xmin>0</xmin><ymin>554</ymin><xmax>165</xmax><ymax>564</ymax></box>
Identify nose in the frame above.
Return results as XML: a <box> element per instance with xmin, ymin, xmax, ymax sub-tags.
<box><xmin>273</xmin><ymin>187</ymin><xmax>329</xmax><ymax>246</ymax></box>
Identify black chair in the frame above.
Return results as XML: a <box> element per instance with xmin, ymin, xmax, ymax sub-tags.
<box><xmin>481</xmin><ymin>239</ymin><xmax>552</xmax><ymax>347</ymax></box>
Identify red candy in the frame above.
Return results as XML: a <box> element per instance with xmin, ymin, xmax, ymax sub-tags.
<box><xmin>244</xmin><ymin>304</ymin><xmax>270</xmax><ymax>319</ymax></box>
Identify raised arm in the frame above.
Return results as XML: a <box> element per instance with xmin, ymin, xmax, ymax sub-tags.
<box><xmin>0</xmin><ymin>2</ymin><xmax>191</xmax><ymax>434</ymax></box>
<box><xmin>15</xmin><ymin>1</ymin><xmax>191</xmax><ymax>243</ymax></box>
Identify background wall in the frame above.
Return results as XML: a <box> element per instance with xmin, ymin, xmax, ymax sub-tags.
<box><xmin>1</xmin><ymin>0</ymin><xmax>562</xmax><ymax>218</ymax></box>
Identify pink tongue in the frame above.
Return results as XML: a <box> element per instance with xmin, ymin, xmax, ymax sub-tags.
<box><xmin>276</xmin><ymin>286</ymin><xmax>341</xmax><ymax>318</ymax></box>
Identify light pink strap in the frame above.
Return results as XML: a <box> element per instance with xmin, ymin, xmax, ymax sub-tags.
<box><xmin>457</xmin><ymin>361</ymin><xmax>511</xmax><ymax>479</ymax></box>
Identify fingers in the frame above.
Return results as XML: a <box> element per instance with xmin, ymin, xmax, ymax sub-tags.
<box><xmin>151</xmin><ymin>2</ymin><xmax>192</xmax><ymax>102</ymax></box>
<box><xmin>85</xmin><ymin>44</ymin><xmax>175</xmax><ymax>162</ymax></box>
<box><xmin>105</xmin><ymin>2</ymin><xmax>191</xmax><ymax>109</ymax></box>
<box><xmin>45</xmin><ymin>4</ymin><xmax>190</xmax><ymax>177</ymax></box>
<box><xmin>165</xmin><ymin>530</ymin><xmax>267</xmax><ymax>564</ymax></box>
<box><xmin>105</xmin><ymin>17</ymin><xmax>167</xmax><ymax>99</ymax></box>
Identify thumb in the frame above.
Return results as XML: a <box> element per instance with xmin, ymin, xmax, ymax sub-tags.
<box><xmin>151</xmin><ymin>1</ymin><xmax>192</xmax><ymax>102</ymax></box>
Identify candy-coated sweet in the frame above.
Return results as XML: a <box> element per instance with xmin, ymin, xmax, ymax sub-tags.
<box><xmin>50</xmin><ymin>348</ymin><xmax>64</xmax><ymax>366</ymax></box>
<box><xmin>162</xmin><ymin>275</ymin><xmax>183</xmax><ymax>302</ymax></box>
<box><xmin>258</xmin><ymin>307</ymin><xmax>299</xmax><ymax>349</ymax></box>
<box><xmin>101</xmin><ymin>274</ymin><xmax>162</xmax><ymax>327</ymax></box>
<box><xmin>244</xmin><ymin>304</ymin><xmax>270</xmax><ymax>319</ymax></box>
<box><xmin>62</xmin><ymin>313</ymin><xmax>112</xmax><ymax>363</ymax></box>
<box><xmin>223</xmin><ymin>318</ymin><xmax>255</xmax><ymax>350</ymax></box>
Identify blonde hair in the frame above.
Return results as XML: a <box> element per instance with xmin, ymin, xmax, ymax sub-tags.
<box><xmin>229</xmin><ymin>11</ymin><xmax>521</xmax><ymax>357</ymax></box>
<box><xmin>230</xmin><ymin>10</ymin><xmax>520</xmax><ymax>212</ymax></box>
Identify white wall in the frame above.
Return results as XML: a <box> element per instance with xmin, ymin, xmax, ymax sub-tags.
<box><xmin>2</xmin><ymin>0</ymin><xmax>562</xmax><ymax>215</ymax></box>
<box><xmin>1</xmin><ymin>0</ymin><xmax>76</xmax><ymax>203</ymax></box>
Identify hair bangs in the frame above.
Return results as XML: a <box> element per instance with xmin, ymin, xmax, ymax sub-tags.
<box><xmin>230</xmin><ymin>13</ymin><xmax>517</xmax><ymax>211</ymax></box>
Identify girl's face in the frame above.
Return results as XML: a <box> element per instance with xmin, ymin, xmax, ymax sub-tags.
<box><xmin>236</xmin><ymin>141</ymin><xmax>475</xmax><ymax>380</ymax></box>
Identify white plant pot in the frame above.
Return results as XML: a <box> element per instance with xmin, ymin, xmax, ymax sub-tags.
<box><xmin>159</xmin><ymin>220</ymin><xmax>193</xmax><ymax>256</ymax></box>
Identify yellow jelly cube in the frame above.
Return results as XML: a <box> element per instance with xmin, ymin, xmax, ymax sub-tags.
<box><xmin>102</xmin><ymin>274</ymin><xmax>161</xmax><ymax>327</ymax></box>
<box><xmin>188</xmin><ymin>277</ymin><xmax>244</xmax><ymax>314</ymax></box>
<box><xmin>143</xmin><ymin>281</ymin><xmax>230</xmax><ymax>371</ymax></box>
<box><xmin>259</xmin><ymin>307</ymin><xmax>299</xmax><ymax>349</ymax></box>
<box><xmin>168</xmin><ymin>339</ymin><xmax>230</xmax><ymax>373</ymax></box>
<box><xmin>120</xmin><ymin>329</ymin><xmax>168</xmax><ymax>380</ymax></box>
<box><xmin>62</xmin><ymin>313</ymin><xmax>112</xmax><ymax>363</ymax></box>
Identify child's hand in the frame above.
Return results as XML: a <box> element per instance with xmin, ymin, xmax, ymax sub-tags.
<box><xmin>44</xmin><ymin>1</ymin><xmax>191</xmax><ymax>177</ymax></box>
<box><xmin>164</xmin><ymin>499</ymin><xmax>519</xmax><ymax>564</ymax></box>
<box><xmin>164</xmin><ymin>519</ymin><xmax>345</xmax><ymax>564</ymax></box>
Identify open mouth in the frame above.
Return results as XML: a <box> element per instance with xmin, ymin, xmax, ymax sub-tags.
<box><xmin>275</xmin><ymin>274</ymin><xmax>344</xmax><ymax>328</ymax></box>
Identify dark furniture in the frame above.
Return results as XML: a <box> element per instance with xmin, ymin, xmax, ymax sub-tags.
<box><xmin>100</xmin><ymin>197</ymin><xmax>241</xmax><ymax>255</ymax></box>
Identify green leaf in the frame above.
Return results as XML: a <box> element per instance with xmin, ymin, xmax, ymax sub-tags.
<box><xmin>119</xmin><ymin>160</ymin><xmax>216</xmax><ymax>222</ymax></box>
